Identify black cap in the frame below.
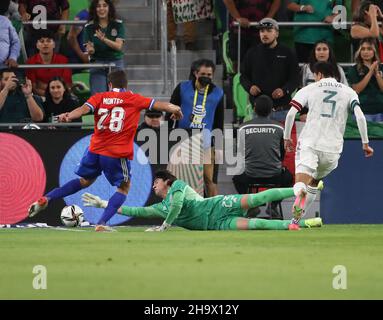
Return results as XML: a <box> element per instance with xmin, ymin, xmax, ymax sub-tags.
<box><xmin>145</xmin><ymin>109</ymin><xmax>163</xmax><ymax>117</ymax></box>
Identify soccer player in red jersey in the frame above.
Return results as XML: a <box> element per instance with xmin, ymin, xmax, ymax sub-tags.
<box><xmin>27</xmin><ymin>70</ymin><xmax>183</xmax><ymax>231</ymax></box>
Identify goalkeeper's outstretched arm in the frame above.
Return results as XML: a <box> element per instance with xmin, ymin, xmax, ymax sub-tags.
<box><xmin>144</xmin><ymin>191</ymin><xmax>185</xmax><ymax>232</ymax></box>
<box><xmin>81</xmin><ymin>193</ymin><xmax>164</xmax><ymax>218</ymax></box>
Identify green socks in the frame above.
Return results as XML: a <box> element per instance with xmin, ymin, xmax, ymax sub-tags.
<box><xmin>247</xmin><ymin>188</ymin><xmax>294</xmax><ymax>208</ymax></box>
<box><xmin>248</xmin><ymin>218</ymin><xmax>310</xmax><ymax>230</ymax></box>
<box><xmin>248</xmin><ymin>218</ymin><xmax>290</xmax><ymax>230</ymax></box>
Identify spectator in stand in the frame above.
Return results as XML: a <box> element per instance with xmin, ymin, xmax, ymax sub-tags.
<box><xmin>240</xmin><ymin>18</ymin><xmax>300</xmax><ymax>120</ymax></box>
<box><xmin>299</xmin><ymin>40</ymin><xmax>349</xmax><ymax>122</ymax></box>
<box><xmin>301</xmin><ymin>40</ymin><xmax>348</xmax><ymax>87</ymax></box>
<box><xmin>352</xmin><ymin>0</ymin><xmax>383</xmax><ymax>15</ymax></box>
<box><xmin>84</xmin><ymin>0</ymin><xmax>125</xmax><ymax>94</ymax></box>
<box><xmin>0</xmin><ymin>2</ymin><xmax>20</xmax><ymax>69</ymax></box>
<box><xmin>26</xmin><ymin>30</ymin><xmax>72</xmax><ymax>97</ymax></box>
<box><xmin>2</xmin><ymin>0</ymin><xmax>20</xmax><ymax>21</ymax></box>
<box><xmin>348</xmin><ymin>38</ymin><xmax>383</xmax><ymax>121</ymax></box>
<box><xmin>138</xmin><ymin>109</ymin><xmax>164</xmax><ymax>131</ymax></box>
<box><xmin>18</xmin><ymin>0</ymin><xmax>70</xmax><ymax>57</ymax></box>
<box><xmin>167</xmin><ymin>0</ymin><xmax>197</xmax><ymax>50</ymax></box>
<box><xmin>135</xmin><ymin>109</ymin><xmax>167</xmax><ymax>181</ymax></box>
<box><xmin>287</xmin><ymin>0</ymin><xmax>343</xmax><ymax>63</ymax></box>
<box><xmin>223</xmin><ymin>0</ymin><xmax>281</xmax><ymax>66</ymax></box>
<box><xmin>167</xmin><ymin>59</ymin><xmax>224</xmax><ymax>197</ymax></box>
<box><xmin>43</xmin><ymin>76</ymin><xmax>80</xmax><ymax>125</ymax></box>
<box><xmin>351</xmin><ymin>1</ymin><xmax>383</xmax><ymax>60</ymax></box>
<box><xmin>0</xmin><ymin>68</ymin><xmax>44</xmax><ymax>123</ymax></box>
<box><xmin>67</xmin><ymin>7</ymin><xmax>90</xmax><ymax>64</ymax></box>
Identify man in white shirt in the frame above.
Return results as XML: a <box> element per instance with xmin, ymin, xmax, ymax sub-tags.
<box><xmin>284</xmin><ymin>62</ymin><xmax>374</xmax><ymax>230</ymax></box>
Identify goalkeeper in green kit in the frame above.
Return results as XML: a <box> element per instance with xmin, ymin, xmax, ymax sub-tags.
<box><xmin>82</xmin><ymin>170</ymin><xmax>322</xmax><ymax>231</ymax></box>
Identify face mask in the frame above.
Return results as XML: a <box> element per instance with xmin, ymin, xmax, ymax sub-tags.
<box><xmin>198</xmin><ymin>76</ymin><xmax>212</xmax><ymax>87</ymax></box>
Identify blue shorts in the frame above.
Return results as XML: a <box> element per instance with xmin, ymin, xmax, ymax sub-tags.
<box><xmin>75</xmin><ymin>149</ymin><xmax>131</xmax><ymax>187</ymax></box>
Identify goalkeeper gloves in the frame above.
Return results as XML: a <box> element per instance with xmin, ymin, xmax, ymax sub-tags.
<box><xmin>82</xmin><ymin>193</ymin><xmax>108</xmax><ymax>208</ymax></box>
<box><xmin>145</xmin><ymin>222</ymin><xmax>171</xmax><ymax>232</ymax></box>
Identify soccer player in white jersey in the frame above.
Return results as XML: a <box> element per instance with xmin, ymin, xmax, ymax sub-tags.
<box><xmin>283</xmin><ymin>61</ymin><xmax>374</xmax><ymax>230</ymax></box>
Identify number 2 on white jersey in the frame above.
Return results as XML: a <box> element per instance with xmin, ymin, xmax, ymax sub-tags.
<box><xmin>97</xmin><ymin>107</ymin><xmax>125</xmax><ymax>132</ymax></box>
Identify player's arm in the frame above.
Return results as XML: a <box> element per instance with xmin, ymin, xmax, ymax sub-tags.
<box><xmin>352</xmin><ymin>103</ymin><xmax>374</xmax><ymax>157</ymax></box>
<box><xmin>284</xmin><ymin>88</ymin><xmax>307</xmax><ymax>151</ymax></box>
<box><xmin>82</xmin><ymin>193</ymin><xmax>164</xmax><ymax>218</ymax></box>
<box><xmin>151</xmin><ymin>101</ymin><xmax>183</xmax><ymax>121</ymax></box>
<box><xmin>147</xmin><ymin>190</ymin><xmax>185</xmax><ymax>232</ymax></box>
<box><xmin>59</xmin><ymin>104</ymin><xmax>91</xmax><ymax>122</ymax></box>
<box><xmin>283</xmin><ymin>107</ymin><xmax>299</xmax><ymax>152</ymax></box>
<box><xmin>120</xmin><ymin>206</ymin><xmax>164</xmax><ymax>218</ymax></box>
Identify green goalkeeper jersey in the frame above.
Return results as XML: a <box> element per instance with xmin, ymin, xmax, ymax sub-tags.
<box><xmin>120</xmin><ymin>180</ymin><xmax>247</xmax><ymax>230</ymax></box>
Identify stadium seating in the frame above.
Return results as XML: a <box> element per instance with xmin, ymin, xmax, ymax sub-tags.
<box><xmin>222</xmin><ymin>31</ymin><xmax>235</xmax><ymax>76</ymax></box>
<box><xmin>69</xmin><ymin>0</ymin><xmax>89</xmax><ymax>20</ymax></box>
<box><xmin>72</xmin><ymin>72</ymin><xmax>91</xmax><ymax>105</ymax></box>
<box><xmin>232</xmin><ymin>73</ymin><xmax>252</xmax><ymax>121</ymax></box>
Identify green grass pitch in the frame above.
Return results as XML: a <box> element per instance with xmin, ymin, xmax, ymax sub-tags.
<box><xmin>1</xmin><ymin>225</ymin><xmax>383</xmax><ymax>299</ymax></box>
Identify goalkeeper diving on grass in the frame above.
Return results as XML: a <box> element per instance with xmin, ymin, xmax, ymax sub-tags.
<box><xmin>82</xmin><ymin>170</ymin><xmax>322</xmax><ymax>231</ymax></box>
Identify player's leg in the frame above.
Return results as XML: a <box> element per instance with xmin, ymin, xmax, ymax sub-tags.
<box><xmin>28</xmin><ymin>150</ymin><xmax>100</xmax><ymax>217</ymax></box>
<box><xmin>28</xmin><ymin>177</ymin><xmax>96</xmax><ymax>217</ymax></box>
<box><xmin>222</xmin><ymin>217</ymin><xmax>322</xmax><ymax>230</ymax></box>
<box><xmin>94</xmin><ymin>157</ymin><xmax>131</xmax><ymax>231</ymax></box>
<box><xmin>240</xmin><ymin>188</ymin><xmax>294</xmax><ymax>210</ymax></box>
<box><xmin>96</xmin><ymin>180</ymin><xmax>130</xmax><ymax>227</ymax></box>
<box><xmin>292</xmin><ymin>151</ymin><xmax>339</xmax><ymax>226</ymax></box>
<box><xmin>291</xmin><ymin>172</ymin><xmax>312</xmax><ymax>220</ymax></box>
<box><xmin>303</xmin><ymin>178</ymin><xmax>320</xmax><ymax>218</ymax></box>
<box><xmin>290</xmin><ymin>147</ymin><xmax>319</xmax><ymax>229</ymax></box>
<box><xmin>302</xmin><ymin>152</ymin><xmax>340</xmax><ymax>216</ymax></box>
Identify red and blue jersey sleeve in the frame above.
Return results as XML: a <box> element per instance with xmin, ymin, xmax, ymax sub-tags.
<box><xmin>85</xmin><ymin>93</ymin><xmax>103</xmax><ymax>113</ymax></box>
<box><xmin>130</xmin><ymin>93</ymin><xmax>155</xmax><ymax>111</ymax></box>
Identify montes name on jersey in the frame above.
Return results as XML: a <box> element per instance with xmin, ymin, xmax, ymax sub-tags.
<box><xmin>103</xmin><ymin>98</ymin><xmax>124</xmax><ymax>105</ymax></box>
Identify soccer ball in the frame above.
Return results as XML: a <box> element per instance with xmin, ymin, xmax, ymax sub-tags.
<box><xmin>60</xmin><ymin>205</ymin><xmax>84</xmax><ymax>227</ymax></box>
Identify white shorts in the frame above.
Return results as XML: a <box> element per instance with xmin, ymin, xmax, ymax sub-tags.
<box><xmin>295</xmin><ymin>146</ymin><xmax>340</xmax><ymax>180</ymax></box>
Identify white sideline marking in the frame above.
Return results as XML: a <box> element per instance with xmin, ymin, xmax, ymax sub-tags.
<box><xmin>51</xmin><ymin>227</ymin><xmax>88</xmax><ymax>232</ymax></box>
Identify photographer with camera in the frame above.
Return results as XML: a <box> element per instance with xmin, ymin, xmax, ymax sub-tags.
<box><xmin>0</xmin><ymin>69</ymin><xmax>44</xmax><ymax>123</ymax></box>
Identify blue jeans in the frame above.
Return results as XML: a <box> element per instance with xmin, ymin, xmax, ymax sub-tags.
<box><xmin>90</xmin><ymin>58</ymin><xmax>124</xmax><ymax>95</ymax></box>
<box><xmin>270</xmin><ymin>109</ymin><xmax>289</xmax><ymax>123</ymax></box>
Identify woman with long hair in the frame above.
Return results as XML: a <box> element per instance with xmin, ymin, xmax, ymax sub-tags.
<box><xmin>84</xmin><ymin>0</ymin><xmax>125</xmax><ymax>94</ymax></box>
<box><xmin>351</xmin><ymin>0</ymin><xmax>383</xmax><ymax>60</ymax></box>
<box><xmin>301</xmin><ymin>40</ymin><xmax>348</xmax><ymax>87</ymax></box>
<box><xmin>43</xmin><ymin>77</ymin><xmax>81</xmax><ymax>125</ymax></box>
<box><xmin>348</xmin><ymin>38</ymin><xmax>383</xmax><ymax>120</ymax></box>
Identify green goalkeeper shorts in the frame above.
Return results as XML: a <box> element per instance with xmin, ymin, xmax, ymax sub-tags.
<box><xmin>208</xmin><ymin>194</ymin><xmax>247</xmax><ymax>230</ymax></box>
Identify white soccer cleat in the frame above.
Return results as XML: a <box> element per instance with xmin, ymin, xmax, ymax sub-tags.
<box><xmin>28</xmin><ymin>197</ymin><xmax>48</xmax><ymax>217</ymax></box>
<box><xmin>292</xmin><ymin>190</ymin><xmax>306</xmax><ymax>222</ymax></box>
